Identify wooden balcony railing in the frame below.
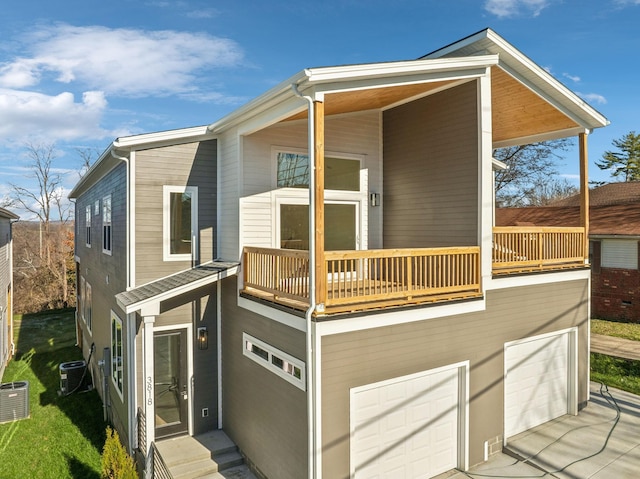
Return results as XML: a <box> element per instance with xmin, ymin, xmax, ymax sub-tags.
<box><xmin>492</xmin><ymin>226</ymin><xmax>586</xmax><ymax>274</ymax></box>
<box><xmin>243</xmin><ymin>246</ymin><xmax>482</xmax><ymax>314</ymax></box>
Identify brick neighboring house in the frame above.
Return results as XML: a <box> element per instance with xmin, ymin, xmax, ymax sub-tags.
<box><xmin>496</xmin><ymin>182</ymin><xmax>640</xmax><ymax>322</ymax></box>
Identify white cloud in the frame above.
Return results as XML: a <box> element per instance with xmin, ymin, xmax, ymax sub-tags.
<box><xmin>485</xmin><ymin>0</ymin><xmax>549</xmax><ymax>18</ymax></box>
<box><xmin>576</xmin><ymin>92</ymin><xmax>607</xmax><ymax>105</ymax></box>
<box><xmin>0</xmin><ymin>24</ymin><xmax>243</xmax><ymax>97</ymax></box>
<box><xmin>0</xmin><ymin>88</ymin><xmax>111</xmax><ymax>142</ymax></box>
<box><xmin>562</xmin><ymin>73</ymin><xmax>581</xmax><ymax>83</ymax></box>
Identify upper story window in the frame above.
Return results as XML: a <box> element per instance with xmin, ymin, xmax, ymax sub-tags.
<box><xmin>111</xmin><ymin>311</ymin><xmax>124</xmax><ymax>397</ymax></box>
<box><xmin>85</xmin><ymin>205</ymin><xmax>91</xmax><ymax>247</ymax></box>
<box><xmin>163</xmin><ymin>185</ymin><xmax>198</xmax><ymax>261</ymax></box>
<box><xmin>602</xmin><ymin>239</ymin><xmax>639</xmax><ymax>269</ymax></box>
<box><xmin>277</xmin><ymin>152</ymin><xmax>360</xmax><ymax>191</ymax></box>
<box><xmin>102</xmin><ymin>195</ymin><xmax>112</xmax><ymax>255</ymax></box>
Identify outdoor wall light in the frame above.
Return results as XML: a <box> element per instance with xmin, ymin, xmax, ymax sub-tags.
<box><xmin>197</xmin><ymin>327</ymin><xmax>208</xmax><ymax>350</ymax></box>
<box><xmin>370</xmin><ymin>192</ymin><xmax>381</xmax><ymax>207</ymax></box>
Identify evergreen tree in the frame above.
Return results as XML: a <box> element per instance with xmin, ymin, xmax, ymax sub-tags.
<box><xmin>596</xmin><ymin>131</ymin><xmax>640</xmax><ymax>181</ymax></box>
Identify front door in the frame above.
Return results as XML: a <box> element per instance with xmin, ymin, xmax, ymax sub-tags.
<box><xmin>154</xmin><ymin>329</ymin><xmax>189</xmax><ymax>438</ymax></box>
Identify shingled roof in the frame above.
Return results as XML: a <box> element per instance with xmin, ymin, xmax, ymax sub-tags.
<box><xmin>496</xmin><ymin>183</ymin><xmax>640</xmax><ymax>236</ymax></box>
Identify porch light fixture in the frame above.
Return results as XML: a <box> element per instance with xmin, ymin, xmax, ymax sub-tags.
<box><xmin>197</xmin><ymin>327</ymin><xmax>208</xmax><ymax>350</ymax></box>
<box><xmin>370</xmin><ymin>192</ymin><xmax>381</xmax><ymax>207</ymax></box>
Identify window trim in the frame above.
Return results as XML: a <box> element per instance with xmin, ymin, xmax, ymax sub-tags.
<box><xmin>102</xmin><ymin>194</ymin><xmax>112</xmax><ymax>255</ymax></box>
<box><xmin>163</xmin><ymin>185</ymin><xmax>198</xmax><ymax>262</ymax></box>
<box><xmin>242</xmin><ymin>332</ymin><xmax>306</xmax><ymax>390</ymax></box>
<box><xmin>79</xmin><ymin>276</ymin><xmax>86</xmax><ymax>324</ymax></box>
<box><xmin>273</xmin><ymin>147</ymin><xmax>363</xmax><ymax>192</ymax></box>
<box><xmin>85</xmin><ymin>205</ymin><xmax>91</xmax><ymax>248</ymax></box>
<box><xmin>84</xmin><ymin>282</ymin><xmax>92</xmax><ymax>333</ymax></box>
<box><xmin>111</xmin><ymin>311</ymin><xmax>124</xmax><ymax>399</ymax></box>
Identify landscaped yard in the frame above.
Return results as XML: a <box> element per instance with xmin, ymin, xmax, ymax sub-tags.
<box><xmin>591</xmin><ymin>318</ymin><xmax>640</xmax><ymax>396</ymax></box>
<box><xmin>0</xmin><ymin>309</ymin><xmax>105</xmax><ymax>479</ymax></box>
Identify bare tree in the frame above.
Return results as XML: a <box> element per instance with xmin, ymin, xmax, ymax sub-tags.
<box><xmin>76</xmin><ymin>146</ymin><xmax>100</xmax><ymax>178</ymax></box>
<box><xmin>494</xmin><ymin>138</ymin><xmax>573</xmax><ymax>207</ymax></box>
<box><xmin>9</xmin><ymin>142</ymin><xmax>75</xmax><ymax>313</ymax></box>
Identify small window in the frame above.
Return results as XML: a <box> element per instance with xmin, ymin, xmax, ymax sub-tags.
<box><xmin>242</xmin><ymin>332</ymin><xmax>305</xmax><ymax>390</ymax></box>
<box><xmin>163</xmin><ymin>185</ymin><xmax>198</xmax><ymax>261</ymax></box>
<box><xmin>84</xmin><ymin>282</ymin><xmax>92</xmax><ymax>333</ymax></box>
<box><xmin>111</xmin><ymin>312</ymin><xmax>124</xmax><ymax>397</ymax></box>
<box><xmin>277</xmin><ymin>152</ymin><xmax>360</xmax><ymax>191</ymax></box>
<box><xmin>102</xmin><ymin>195</ymin><xmax>112</xmax><ymax>254</ymax></box>
<box><xmin>85</xmin><ymin>205</ymin><xmax>91</xmax><ymax>247</ymax></box>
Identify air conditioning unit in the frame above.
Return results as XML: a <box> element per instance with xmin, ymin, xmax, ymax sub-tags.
<box><xmin>60</xmin><ymin>360</ymin><xmax>90</xmax><ymax>395</ymax></box>
<box><xmin>0</xmin><ymin>381</ymin><xmax>30</xmax><ymax>424</ymax></box>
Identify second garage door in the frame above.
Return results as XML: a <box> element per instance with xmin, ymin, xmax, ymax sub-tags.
<box><xmin>350</xmin><ymin>364</ymin><xmax>465</xmax><ymax>479</ymax></box>
<box><xmin>505</xmin><ymin>331</ymin><xmax>574</xmax><ymax>439</ymax></box>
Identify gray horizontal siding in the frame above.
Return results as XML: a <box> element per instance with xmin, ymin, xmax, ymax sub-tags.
<box><xmin>320</xmin><ymin>279</ymin><xmax>589</xmax><ymax>478</ymax></box>
<box><xmin>221</xmin><ymin>278</ymin><xmax>307</xmax><ymax>479</ymax></box>
<box><xmin>383</xmin><ymin>81</ymin><xmax>479</xmax><ymax>248</ymax></box>
<box><xmin>135</xmin><ymin>140</ymin><xmax>217</xmax><ymax>286</ymax></box>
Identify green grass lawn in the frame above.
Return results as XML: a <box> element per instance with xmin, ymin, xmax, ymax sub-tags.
<box><xmin>0</xmin><ymin>309</ymin><xmax>106</xmax><ymax>479</ymax></box>
<box><xmin>591</xmin><ymin>318</ymin><xmax>640</xmax><ymax>396</ymax></box>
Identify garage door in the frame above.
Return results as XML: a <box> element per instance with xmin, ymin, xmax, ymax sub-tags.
<box><xmin>350</xmin><ymin>365</ymin><xmax>463</xmax><ymax>479</ymax></box>
<box><xmin>505</xmin><ymin>332</ymin><xmax>572</xmax><ymax>439</ymax></box>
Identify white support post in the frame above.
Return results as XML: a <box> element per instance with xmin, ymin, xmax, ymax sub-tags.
<box><xmin>142</xmin><ymin>314</ymin><xmax>156</xmax><ymax>474</ymax></box>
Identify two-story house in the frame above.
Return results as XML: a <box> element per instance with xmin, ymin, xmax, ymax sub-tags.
<box><xmin>70</xmin><ymin>29</ymin><xmax>608</xmax><ymax>479</ymax></box>
<box><xmin>0</xmin><ymin>207</ymin><xmax>18</xmax><ymax>381</ymax></box>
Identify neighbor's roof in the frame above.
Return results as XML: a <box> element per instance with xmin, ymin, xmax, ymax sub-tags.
<box><xmin>496</xmin><ymin>199</ymin><xmax>640</xmax><ymax>237</ymax></box>
<box><xmin>551</xmin><ymin>182</ymin><xmax>640</xmax><ymax>207</ymax></box>
<box><xmin>0</xmin><ymin>207</ymin><xmax>19</xmax><ymax>220</ymax></box>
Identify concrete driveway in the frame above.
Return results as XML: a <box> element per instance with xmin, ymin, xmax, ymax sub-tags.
<box><xmin>444</xmin><ymin>382</ymin><xmax>640</xmax><ymax>478</ymax></box>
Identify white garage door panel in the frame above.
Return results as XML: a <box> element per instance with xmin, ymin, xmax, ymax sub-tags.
<box><xmin>351</xmin><ymin>366</ymin><xmax>460</xmax><ymax>479</ymax></box>
<box><xmin>505</xmin><ymin>333</ymin><xmax>569</xmax><ymax>438</ymax></box>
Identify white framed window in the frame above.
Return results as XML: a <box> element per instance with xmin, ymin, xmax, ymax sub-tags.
<box><xmin>602</xmin><ymin>239</ymin><xmax>639</xmax><ymax>269</ymax></box>
<box><xmin>242</xmin><ymin>332</ymin><xmax>305</xmax><ymax>390</ymax></box>
<box><xmin>276</xmin><ymin>149</ymin><xmax>361</xmax><ymax>191</ymax></box>
<box><xmin>85</xmin><ymin>205</ymin><xmax>91</xmax><ymax>247</ymax></box>
<box><xmin>102</xmin><ymin>195</ymin><xmax>112</xmax><ymax>255</ymax></box>
<box><xmin>111</xmin><ymin>311</ymin><xmax>124</xmax><ymax>398</ymax></box>
<box><xmin>163</xmin><ymin>185</ymin><xmax>198</xmax><ymax>262</ymax></box>
<box><xmin>84</xmin><ymin>282</ymin><xmax>92</xmax><ymax>333</ymax></box>
<box><xmin>94</xmin><ymin>199</ymin><xmax>100</xmax><ymax>215</ymax></box>
<box><xmin>79</xmin><ymin>276</ymin><xmax>86</xmax><ymax>323</ymax></box>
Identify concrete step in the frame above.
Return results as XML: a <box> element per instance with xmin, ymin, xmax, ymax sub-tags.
<box><xmin>207</xmin><ymin>464</ymin><xmax>258</xmax><ymax>479</ymax></box>
<box><xmin>170</xmin><ymin>451</ymin><xmax>244</xmax><ymax>479</ymax></box>
<box><xmin>156</xmin><ymin>430</ymin><xmax>246</xmax><ymax>479</ymax></box>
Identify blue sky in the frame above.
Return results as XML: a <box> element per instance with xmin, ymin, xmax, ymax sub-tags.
<box><xmin>1</xmin><ymin>0</ymin><xmax>639</xmax><ymax>218</ymax></box>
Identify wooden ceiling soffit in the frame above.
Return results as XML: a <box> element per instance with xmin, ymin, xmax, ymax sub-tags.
<box><xmin>282</xmin><ymin>80</ymin><xmax>456</xmax><ymax>121</ymax></box>
<box><xmin>491</xmin><ymin>67</ymin><xmax>579</xmax><ymax>143</ymax></box>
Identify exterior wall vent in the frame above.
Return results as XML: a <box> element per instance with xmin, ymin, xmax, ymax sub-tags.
<box><xmin>0</xmin><ymin>381</ymin><xmax>30</xmax><ymax>424</ymax></box>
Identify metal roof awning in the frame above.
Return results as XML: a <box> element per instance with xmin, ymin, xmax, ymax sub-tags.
<box><xmin>116</xmin><ymin>260</ymin><xmax>239</xmax><ymax>316</ymax></box>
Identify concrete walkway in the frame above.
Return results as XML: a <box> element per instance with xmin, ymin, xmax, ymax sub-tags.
<box><xmin>591</xmin><ymin>333</ymin><xmax>640</xmax><ymax>360</ymax></box>
<box><xmin>442</xmin><ymin>382</ymin><xmax>640</xmax><ymax>479</ymax></box>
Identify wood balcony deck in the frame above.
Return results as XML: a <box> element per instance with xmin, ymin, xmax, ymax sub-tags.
<box><xmin>492</xmin><ymin>226</ymin><xmax>586</xmax><ymax>274</ymax></box>
<box><xmin>242</xmin><ymin>227</ymin><xmax>587</xmax><ymax>315</ymax></box>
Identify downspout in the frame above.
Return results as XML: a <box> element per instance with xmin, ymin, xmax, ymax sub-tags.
<box><xmin>110</xmin><ymin>149</ymin><xmax>137</xmax><ymax>453</ymax></box>
<box><xmin>292</xmin><ymin>82</ymin><xmax>317</xmax><ymax>479</ymax></box>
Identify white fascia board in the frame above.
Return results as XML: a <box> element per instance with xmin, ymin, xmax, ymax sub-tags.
<box><xmin>493</xmin><ymin>126</ymin><xmax>590</xmax><ymax>149</ymax></box>
<box><xmin>113</xmin><ymin>125</ymin><xmax>213</xmax><ymax>150</ymax></box>
<box><xmin>303</xmin><ymin>55</ymin><xmax>498</xmax><ymax>85</ymax></box>
<box><xmin>209</xmin><ymin>56</ymin><xmax>499</xmax><ymax>134</ymax></box>
<box><xmin>208</xmin><ymin>70</ymin><xmax>308</xmax><ymax>134</ymax></box>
